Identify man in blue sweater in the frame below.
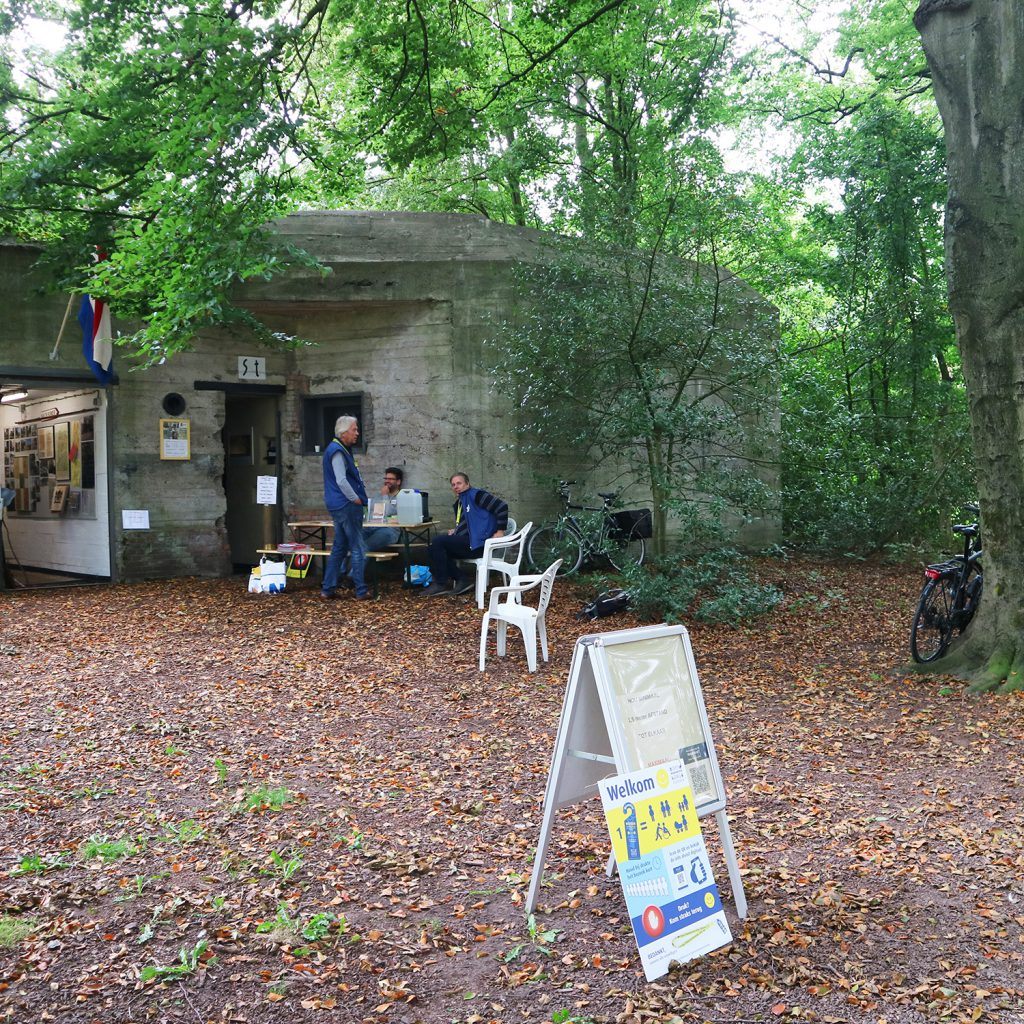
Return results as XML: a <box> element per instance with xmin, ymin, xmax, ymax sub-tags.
<box><xmin>321</xmin><ymin>416</ymin><xmax>370</xmax><ymax>600</ymax></box>
<box><xmin>422</xmin><ymin>472</ymin><xmax>508</xmax><ymax>597</ymax></box>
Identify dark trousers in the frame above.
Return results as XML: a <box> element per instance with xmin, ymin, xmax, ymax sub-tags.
<box><xmin>429</xmin><ymin>533</ymin><xmax>484</xmax><ymax>584</ymax></box>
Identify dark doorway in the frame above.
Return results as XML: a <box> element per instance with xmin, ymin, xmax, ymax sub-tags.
<box><xmin>222</xmin><ymin>395</ymin><xmax>281</xmax><ymax>571</ymax></box>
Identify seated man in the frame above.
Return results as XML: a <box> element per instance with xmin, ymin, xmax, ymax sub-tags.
<box><xmin>422</xmin><ymin>472</ymin><xmax>507</xmax><ymax>597</ymax></box>
<box><xmin>364</xmin><ymin>466</ymin><xmax>404</xmax><ymax>552</ymax></box>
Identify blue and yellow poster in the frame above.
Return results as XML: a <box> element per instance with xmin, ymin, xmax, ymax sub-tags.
<box><xmin>599</xmin><ymin>759</ymin><xmax>732</xmax><ymax>981</ymax></box>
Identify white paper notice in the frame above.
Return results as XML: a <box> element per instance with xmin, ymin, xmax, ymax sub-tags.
<box><xmin>122</xmin><ymin>510</ymin><xmax>150</xmax><ymax>530</ymax></box>
<box><xmin>256</xmin><ymin>476</ymin><xmax>278</xmax><ymax>505</ymax></box>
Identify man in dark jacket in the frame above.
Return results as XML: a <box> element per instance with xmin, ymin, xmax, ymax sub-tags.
<box><xmin>321</xmin><ymin>416</ymin><xmax>370</xmax><ymax>600</ymax></box>
<box><xmin>422</xmin><ymin>472</ymin><xmax>508</xmax><ymax>597</ymax></box>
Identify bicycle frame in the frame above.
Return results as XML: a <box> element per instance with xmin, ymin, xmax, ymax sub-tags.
<box><xmin>559</xmin><ymin>500</ymin><xmax>618</xmax><ymax>557</ymax></box>
<box><xmin>924</xmin><ymin>524</ymin><xmax>981</xmax><ymax>611</ymax></box>
<box><xmin>910</xmin><ymin>508</ymin><xmax>983</xmax><ymax>663</ymax></box>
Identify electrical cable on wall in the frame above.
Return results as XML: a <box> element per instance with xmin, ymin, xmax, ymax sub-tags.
<box><xmin>1</xmin><ymin>515</ymin><xmax>28</xmax><ymax>589</ymax></box>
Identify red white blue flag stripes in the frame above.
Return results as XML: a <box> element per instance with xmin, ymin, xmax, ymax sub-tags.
<box><xmin>78</xmin><ymin>295</ymin><xmax>114</xmax><ymax>385</ymax></box>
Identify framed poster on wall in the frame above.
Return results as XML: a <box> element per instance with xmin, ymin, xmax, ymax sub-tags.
<box><xmin>54</xmin><ymin>422</ymin><xmax>70</xmax><ymax>481</ymax></box>
<box><xmin>70</xmin><ymin>419</ymin><xmax>82</xmax><ymax>488</ymax></box>
<box><xmin>160</xmin><ymin>418</ymin><xmax>191</xmax><ymax>460</ymax></box>
<box><xmin>37</xmin><ymin>425</ymin><xmax>54</xmax><ymax>460</ymax></box>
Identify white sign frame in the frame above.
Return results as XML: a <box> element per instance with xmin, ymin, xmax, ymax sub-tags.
<box><xmin>526</xmin><ymin>623</ymin><xmax>746</xmax><ymax>919</ymax></box>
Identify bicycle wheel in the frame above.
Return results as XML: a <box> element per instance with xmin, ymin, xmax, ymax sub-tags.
<box><xmin>606</xmin><ymin>533</ymin><xmax>646</xmax><ymax>572</ymax></box>
<box><xmin>528</xmin><ymin>524</ymin><xmax>584</xmax><ymax>576</ymax></box>
<box><xmin>910</xmin><ymin>578</ymin><xmax>955</xmax><ymax>664</ymax></box>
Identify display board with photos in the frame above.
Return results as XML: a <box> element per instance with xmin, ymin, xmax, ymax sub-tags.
<box><xmin>2</xmin><ymin>414</ymin><xmax>97</xmax><ymax>518</ymax></box>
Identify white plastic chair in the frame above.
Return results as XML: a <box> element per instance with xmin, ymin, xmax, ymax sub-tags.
<box><xmin>478</xmin><ymin>558</ymin><xmax>561</xmax><ymax>672</ymax></box>
<box><xmin>466</xmin><ymin>519</ymin><xmax>532</xmax><ymax>609</ymax></box>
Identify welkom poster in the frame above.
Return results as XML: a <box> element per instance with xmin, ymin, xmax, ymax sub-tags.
<box><xmin>599</xmin><ymin>759</ymin><xmax>732</xmax><ymax>982</ymax></box>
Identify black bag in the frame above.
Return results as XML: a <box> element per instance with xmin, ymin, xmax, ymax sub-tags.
<box><xmin>608</xmin><ymin>508</ymin><xmax>653</xmax><ymax>539</ymax></box>
<box><xmin>578</xmin><ymin>588</ymin><xmax>631</xmax><ymax>620</ymax></box>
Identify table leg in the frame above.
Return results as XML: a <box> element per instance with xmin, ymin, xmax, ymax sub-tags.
<box><xmin>402</xmin><ymin>529</ymin><xmax>414</xmax><ymax>586</ymax></box>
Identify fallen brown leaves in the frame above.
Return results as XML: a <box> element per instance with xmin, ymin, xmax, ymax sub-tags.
<box><xmin>0</xmin><ymin>558</ymin><xmax>1022</xmax><ymax>1024</ymax></box>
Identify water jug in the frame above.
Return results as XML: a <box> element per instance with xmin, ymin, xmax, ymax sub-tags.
<box><xmin>395</xmin><ymin>489</ymin><xmax>428</xmax><ymax>523</ymax></box>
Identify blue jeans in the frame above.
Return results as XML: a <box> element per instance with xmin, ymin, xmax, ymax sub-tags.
<box><xmin>323</xmin><ymin>504</ymin><xmax>368</xmax><ymax>597</ymax></box>
<box><xmin>364</xmin><ymin>525</ymin><xmax>401</xmax><ymax>551</ymax></box>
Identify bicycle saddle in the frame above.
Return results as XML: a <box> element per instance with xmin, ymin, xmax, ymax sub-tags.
<box><xmin>597</xmin><ymin>491</ymin><xmax>618</xmax><ymax>500</ymax></box>
<box><xmin>952</xmin><ymin>524</ymin><xmax>978</xmax><ymax>535</ymax></box>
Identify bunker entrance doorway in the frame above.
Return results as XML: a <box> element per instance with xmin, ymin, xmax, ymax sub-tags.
<box><xmin>222</xmin><ymin>394</ymin><xmax>281</xmax><ymax>572</ymax></box>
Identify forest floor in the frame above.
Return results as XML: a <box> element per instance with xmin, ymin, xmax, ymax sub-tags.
<box><xmin>0</xmin><ymin>558</ymin><xmax>1022</xmax><ymax>1024</ymax></box>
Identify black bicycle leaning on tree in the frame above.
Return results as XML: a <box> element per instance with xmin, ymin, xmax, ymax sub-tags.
<box><xmin>909</xmin><ymin>503</ymin><xmax>984</xmax><ymax>664</ymax></box>
<box><xmin>526</xmin><ymin>480</ymin><xmax>650</xmax><ymax>577</ymax></box>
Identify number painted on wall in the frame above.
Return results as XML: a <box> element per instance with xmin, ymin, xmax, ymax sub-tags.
<box><xmin>237</xmin><ymin>356</ymin><xmax>266</xmax><ymax>380</ymax></box>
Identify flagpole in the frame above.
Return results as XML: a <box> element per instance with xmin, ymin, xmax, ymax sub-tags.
<box><xmin>49</xmin><ymin>295</ymin><xmax>76</xmax><ymax>361</ymax></box>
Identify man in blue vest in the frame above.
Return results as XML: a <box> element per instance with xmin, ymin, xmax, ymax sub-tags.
<box><xmin>422</xmin><ymin>472</ymin><xmax>508</xmax><ymax>597</ymax></box>
<box><xmin>321</xmin><ymin>416</ymin><xmax>370</xmax><ymax>600</ymax></box>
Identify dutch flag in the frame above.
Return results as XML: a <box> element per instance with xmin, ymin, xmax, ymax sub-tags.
<box><xmin>78</xmin><ymin>295</ymin><xmax>114</xmax><ymax>385</ymax></box>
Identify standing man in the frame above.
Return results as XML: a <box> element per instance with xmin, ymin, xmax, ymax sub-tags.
<box><xmin>364</xmin><ymin>466</ymin><xmax>404</xmax><ymax>552</ymax></box>
<box><xmin>422</xmin><ymin>472</ymin><xmax>507</xmax><ymax>597</ymax></box>
<box><xmin>321</xmin><ymin>416</ymin><xmax>370</xmax><ymax>600</ymax></box>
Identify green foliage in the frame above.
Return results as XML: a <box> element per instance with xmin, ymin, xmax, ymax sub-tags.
<box><xmin>3</xmin><ymin>0</ymin><xmax>747</xmax><ymax>364</ymax></box>
<box><xmin>162</xmin><ymin>819</ymin><xmax>204</xmax><ymax>845</ymax></box>
<box><xmin>735</xmin><ymin>1</ymin><xmax>974</xmax><ymax>552</ymax></box>
<box><xmin>139</xmin><ymin>939</ymin><xmax>211</xmax><ymax>983</ymax></box>
<box><xmin>80</xmin><ymin>833</ymin><xmax>139</xmax><ymax>862</ymax></box>
<box><xmin>301</xmin><ymin>912</ymin><xmax>341</xmax><ymax>942</ymax></box>
<box><xmin>491</xmin><ymin>238</ymin><xmax>777</xmax><ymax>554</ymax></box>
<box><xmin>236</xmin><ymin>785</ymin><xmax>292</xmax><ymax>813</ymax></box>
<box><xmin>1</xmin><ymin>0</ymin><xmax>325</xmax><ymax>361</ymax></box>
<box><xmin>602</xmin><ymin>551</ymin><xmax>780</xmax><ymax>624</ymax></box>
<box><xmin>11</xmin><ymin>851</ymin><xmax>69</xmax><ymax>875</ymax></box>
<box><xmin>266</xmin><ymin>849</ymin><xmax>302</xmax><ymax>883</ymax></box>
<box><xmin>256</xmin><ymin>903</ymin><xmax>300</xmax><ymax>936</ymax></box>
<box><xmin>525</xmin><ymin>912</ymin><xmax>561</xmax><ymax>954</ymax></box>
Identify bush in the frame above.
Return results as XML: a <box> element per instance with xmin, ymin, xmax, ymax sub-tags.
<box><xmin>595</xmin><ymin>551</ymin><xmax>781</xmax><ymax>625</ymax></box>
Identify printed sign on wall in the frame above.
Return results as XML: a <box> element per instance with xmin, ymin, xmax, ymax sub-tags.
<box><xmin>599</xmin><ymin>759</ymin><xmax>732</xmax><ymax>982</ymax></box>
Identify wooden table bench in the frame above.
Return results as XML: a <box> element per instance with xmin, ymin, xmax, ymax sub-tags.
<box><xmin>257</xmin><ymin>549</ymin><xmax>400</xmax><ymax>596</ymax></box>
<box><xmin>285</xmin><ymin>519</ymin><xmax>437</xmax><ymax>586</ymax></box>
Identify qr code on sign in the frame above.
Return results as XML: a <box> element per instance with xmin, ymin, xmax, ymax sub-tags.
<box><xmin>689</xmin><ymin>763</ymin><xmax>712</xmax><ymax>798</ymax></box>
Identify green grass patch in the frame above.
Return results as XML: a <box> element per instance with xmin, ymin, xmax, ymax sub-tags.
<box><xmin>162</xmin><ymin>819</ymin><xmax>205</xmax><ymax>844</ymax></box>
<box><xmin>80</xmin><ymin>834</ymin><xmax>140</xmax><ymax>862</ymax></box>
<box><xmin>12</xmin><ymin>852</ymin><xmax>70</xmax><ymax>875</ymax></box>
<box><xmin>139</xmin><ymin>940</ymin><xmax>211</xmax><ymax>982</ymax></box>
<box><xmin>236</xmin><ymin>785</ymin><xmax>293</xmax><ymax>813</ymax></box>
<box><xmin>0</xmin><ymin>916</ymin><xmax>35</xmax><ymax>948</ymax></box>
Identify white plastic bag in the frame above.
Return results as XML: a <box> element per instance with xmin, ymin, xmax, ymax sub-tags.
<box><xmin>259</xmin><ymin>556</ymin><xmax>287</xmax><ymax>594</ymax></box>
<box><xmin>247</xmin><ymin>567</ymin><xmax>263</xmax><ymax>593</ymax></box>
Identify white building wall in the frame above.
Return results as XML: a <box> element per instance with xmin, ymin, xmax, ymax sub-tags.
<box><xmin>1</xmin><ymin>388</ymin><xmax>110</xmax><ymax>577</ymax></box>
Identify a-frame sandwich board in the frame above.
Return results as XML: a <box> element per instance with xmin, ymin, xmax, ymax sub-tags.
<box><xmin>526</xmin><ymin>623</ymin><xmax>746</xmax><ymax>919</ymax></box>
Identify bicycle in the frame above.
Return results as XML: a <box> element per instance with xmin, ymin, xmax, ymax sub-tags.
<box><xmin>909</xmin><ymin>504</ymin><xmax>983</xmax><ymax>664</ymax></box>
<box><xmin>526</xmin><ymin>480</ymin><xmax>648</xmax><ymax>577</ymax></box>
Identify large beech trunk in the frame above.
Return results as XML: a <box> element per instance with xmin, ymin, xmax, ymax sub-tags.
<box><xmin>915</xmin><ymin>1</ymin><xmax>1024</xmax><ymax>690</ymax></box>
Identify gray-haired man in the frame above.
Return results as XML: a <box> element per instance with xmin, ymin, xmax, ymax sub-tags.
<box><xmin>320</xmin><ymin>416</ymin><xmax>370</xmax><ymax>600</ymax></box>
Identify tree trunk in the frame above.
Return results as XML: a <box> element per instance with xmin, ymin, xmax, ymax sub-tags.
<box><xmin>915</xmin><ymin>0</ymin><xmax>1024</xmax><ymax>691</ymax></box>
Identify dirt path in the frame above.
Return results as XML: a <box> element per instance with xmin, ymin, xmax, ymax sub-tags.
<box><xmin>1</xmin><ymin>560</ymin><xmax>1022</xmax><ymax>1023</ymax></box>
